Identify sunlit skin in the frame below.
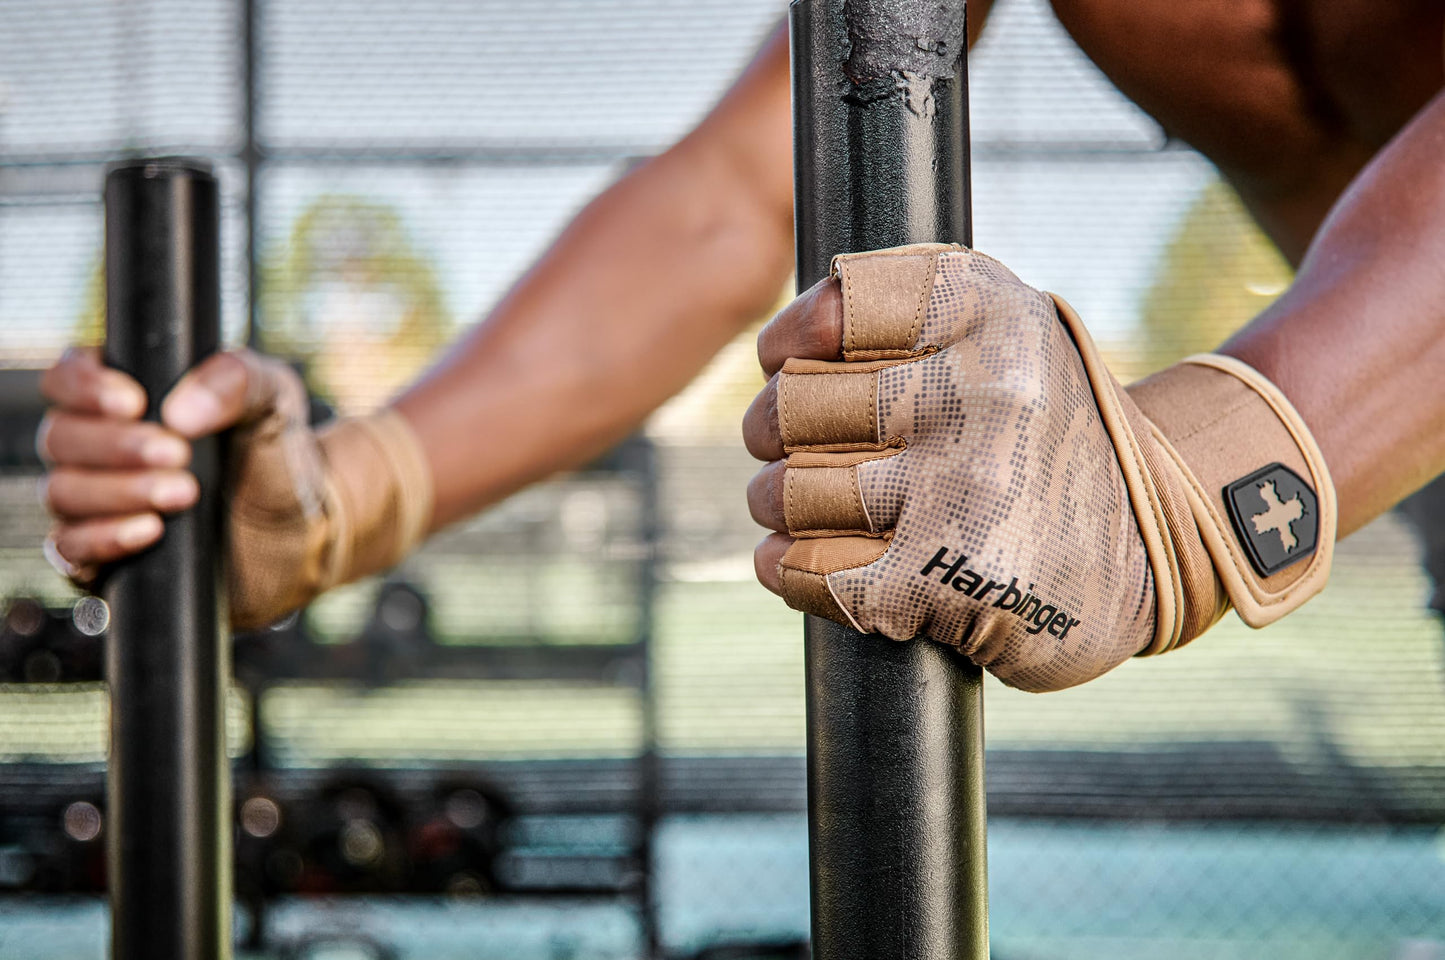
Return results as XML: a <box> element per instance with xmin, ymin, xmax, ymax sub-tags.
<box><xmin>37</xmin><ymin>2</ymin><xmax>1445</xmax><ymax>611</ymax></box>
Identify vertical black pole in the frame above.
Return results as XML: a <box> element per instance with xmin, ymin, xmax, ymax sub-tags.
<box><xmin>635</xmin><ymin>438</ymin><xmax>662</xmax><ymax>958</ymax></box>
<box><xmin>242</xmin><ymin>0</ymin><xmax>262</xmax><ymax>350</ymax></box>
<box><xmin>104</xmin><ymin>158</ymin><xmax>230</xmax><ymax>960</ymax></box>
<box><xmin>790</xmin><ymin>3</ymin><xmax>988</xmax><ymax>959</ymax></box>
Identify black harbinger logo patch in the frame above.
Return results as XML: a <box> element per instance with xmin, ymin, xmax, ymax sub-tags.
<box><xmin>1223</xmin><ymin>463</ymin><xmax>1319</xmax><ymax>578</ymax></box>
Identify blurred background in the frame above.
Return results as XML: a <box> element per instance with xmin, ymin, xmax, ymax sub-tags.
<box><xmin>2</xmin><ymin>1</ymin><xmax>1445</xmax><ymax>958</ymax></box>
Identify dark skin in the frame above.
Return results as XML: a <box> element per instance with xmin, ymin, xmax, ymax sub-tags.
<box><xmin>38</xmin><ymin>3</ymin><xmax>1445</xmax><ymax>613</ymax></box>
<box><xmin>1052</xmin><ymin>0</ymin><xmax>1445</xmax><ymax>262</ymax></box>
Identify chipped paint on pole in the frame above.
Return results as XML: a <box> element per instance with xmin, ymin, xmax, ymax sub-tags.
<box><xmin>841</xmin><ymin>0</ymin><xmax>967</xmax><ymax>115</ymax></box>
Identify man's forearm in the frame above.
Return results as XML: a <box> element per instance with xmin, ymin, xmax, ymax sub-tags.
<box><xmin>395</xmin><ymin>27</ymin><xmax>795</xmax><ymax>530</ymax></box>
<box><xmin>1222</xmin><ymin>89</ymin><xmax>1445</xmax><ymax>536</ymax></box>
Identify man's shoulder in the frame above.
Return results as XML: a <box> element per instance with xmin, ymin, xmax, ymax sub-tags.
<box><xmin>1047</xmin><ymin>0</ymin><xmax>1443</xmax><ymax>230</ymax></box>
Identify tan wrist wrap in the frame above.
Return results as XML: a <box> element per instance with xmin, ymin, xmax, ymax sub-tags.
<box><xmin>315</xmin><ymin>408</ymin><xmax>435</xmax><ymax>591</ymax></box>
<box><xmin>1127</xmin><ymin>355</ymin><xmax>1337</xmax><ymax>638</ymax></box>
<box><xmin>227</xmin><ymin>398</ymin><xmax>434</xmax><ymax>632</ymax></box>
<box><xmin>1052</xmin><ymin>289</ymin><xmax>1336</xmax><ymax>654</ymax></box>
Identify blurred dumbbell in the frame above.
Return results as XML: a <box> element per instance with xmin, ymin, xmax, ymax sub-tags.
<box><xmin>263</xmin><ymin>779</ymin><xmax>409</xmax><ymax>893</ymax></box>
<box><xmin>0</xmin><ymin>597</ymin><xmax>49</xmax><ymax>681</ymax></box>
<box><xmin>0</xmin><ymin>596</ymin><xmax>106</xmax><ymax>683</ymax></box>
<box><xmin>8</xmin><ymin>797</ymin><xmax>109</xmax><ymax>892</ymax></box>
<box><xmin>358</xmin><ymin>580</ymin><xmax>432</xmax><ymax>684</ymax></box>
<box><xmin>235</xmin><ymin>786</ymin><xmax>287</xmax><ymax>903</ymax></box>
<box><xmin>407</xmin><ymin>782</ymin><xmax>508</xmax><ymax>896</ymax></box>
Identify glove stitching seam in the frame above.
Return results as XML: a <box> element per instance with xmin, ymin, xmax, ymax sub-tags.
<box><xmin>824</xmin><ymin>575</ymin><xmax>867</xmax><ymax>632</ymax></box>
<box><xmin>785</xmin><ymin>461</ymin><xmax>798</xmax><ymax>532</ymax></box>
<box><xmin>905</xmin><ymin>253</ymin><xmax>937</xmax><ymax>349</ymax></box>
<box><xmin>869</xmin><ymin>370</ymin><xmax>880</xmax><ymax>444</ymax></box>
<box><xmin>853</xmin><ymin>465</ymin><xmax>875</xmax><ymax>534</ymax></box>
<box><xmin>783</xmin><ymin>439</ymin><xmax>906</xmax><ymax>454</ymax></box>
<box><xmin>1116</xmin><ymin>411</ymin><xmax>1184</xmax><ymax>652</ymax></box>
<box><xmin>1157</xmin><ymin>396</ymin><xmax>1258</xmax><ymax>445</ymax></box>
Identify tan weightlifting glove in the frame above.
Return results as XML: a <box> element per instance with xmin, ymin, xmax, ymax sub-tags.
<box><xmin>773</xmin><ymin>243</ymin><xmax>1335</xmax><ymax>692</ymax></box>
<box><xmin>226</xmin><ymin>375</ymin><xmax>433</xmax><ymax>631</ymax></box>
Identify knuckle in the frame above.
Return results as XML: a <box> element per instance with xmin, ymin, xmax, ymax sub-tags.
<box><xmin>46</xmin><ymin>471</ymin><xmax>103</xmax><ymax>518</ymax></box>
<box><xmin>123</xmin><ymin>471</ymin><xmax>153</xmax><ymax>500</ymax></box>
<box><xmin>233</xmin><ymin>350</ymin><xmax>303</xmax><ymax>424</ymax></box>
<box><xmin>806</xmin><ymin>286</ymin><xmax>843</xmax><ymax>359</ymax></box>
<box><xmin>39</xmin><ymin>471</ymin><xmax>70</xmax><ymax>513</ymax></box>
<box><xmin>747</xmin><ymin>464</ymin><xmax>785</xmax><ymax>529</ymax></box>
<box><xmin>208</xmin><ymin>351</ymin><xmax>251</xmax><ymax>392</ymax></box>
<box><xmin>189</xmin><ymin>351</ymin><xmax>252</xmax><ymax>408</ymax></box>
<box><xmin>44</xmin><ymin>347</ymin><xmax>95</xmax><ymax>391</ymax></box>
<box><xmin>51</xmin><ymin>526</ymin><xmax>85</xmax><ymax>562</ymax></box>
<box><xmin>72</xmin><ymin>358</ymin><xmax>103</xmax><ymax>395</ymax></box>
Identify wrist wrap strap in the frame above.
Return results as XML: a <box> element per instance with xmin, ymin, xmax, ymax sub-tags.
<box><xmin>1128</xmin><ymin>355</ymin><xmax>1337</xmax><ymax>640</ymax></box>
<box><xmin>316</xmin><ymin>408</ymin><xmax>435</xmax><ymax>591</ymax></box>
<box><xmin>1048</xmin><ymin>297</ymin><xmax>1336</xmax><ymax>656</ymax></box>
<box><xmin>227</xmin><ymin>402</ymin><xmax>433</xmax><ymax>632</ymax></box>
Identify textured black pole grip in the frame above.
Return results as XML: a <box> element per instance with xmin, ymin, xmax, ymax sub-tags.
<box><xmin>103</xmin><ymin>157</ymin><xmax>230</xmax><ymax>960</ymax></box>
<box><xmin>790</xmin><ymin>2</ymin><xmax>989</xmax><ymax>957</ymax></box>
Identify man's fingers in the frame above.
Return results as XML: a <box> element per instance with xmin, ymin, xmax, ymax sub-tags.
<box><xmin>757</xmin><ymin>277</ymin><xmax>843</xmax><ymax>378</ymax></box>
<box><xmin>753</xmin><ymin>532</ymin><xmax>793</xmax><ymax>596</ymax></box>
<box><xmin>42</xmin><ymin>536</ymin><xmax>97</xmax><ymax>585</ymax></box>
<box><xmin>742</xmin><ymin>375</ymin><xmax>784</xmax><ymax>461</ymax></box>
<box><xmin>747</xmin><ymin>459</ymin><xmax>787</xmax><ymax>532</ymax></box>
<box><xmin>39</xmin><ymin>412</ymin><xmax>191</xmax><ymax>470</ymax></box>
<box><xmin>39</xmin><ymin>346</ymin><xmax>147</xmax><ymax>419</ymax></box>
<box><xmin>43</xmin><ymin>467</ymin><xmax>199</xmax><ymax>520</ymax></box>
<box><xmin>750</xmin><ymin>451</ymin><xmax>906</xmax><ymax>538</ymax></box>
<box><xmin>50</xmin><ymin>513</ymin><xmax>165</xmax><ymax>570</ymax></box>
<box><xmin>161</xmin><ymin>349</ymin><xmax>298</xmax><ymax>438</ymax></box>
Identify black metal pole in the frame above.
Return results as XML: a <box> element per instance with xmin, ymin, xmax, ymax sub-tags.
<box><xmin>242</xmin><ymin>0</ymin><xmax>263</xmax><ymax>351</ymax></box>
<box><xmin>789</xmin><ymin>3</ymin><xmax>988</xmax><ymax>958</ymax></box>
<box><xmin>104</xmin><ymin>158</ymin><xmax>230</xmax><ymax>960</ymax></box>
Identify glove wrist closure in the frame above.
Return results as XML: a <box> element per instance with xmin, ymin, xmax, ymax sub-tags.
<box><xmin>1126</xmin><ymin>355</ymin><xmax>1337</xmax><ymax>642</ymax></box>
<box><xmin>315</xmin><ymin>408</ymin><xmax>435</xmax><ymax>593</ymax></box>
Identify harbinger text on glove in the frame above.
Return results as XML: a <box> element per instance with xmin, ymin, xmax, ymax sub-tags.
<box><xmin>757</xmin><ymin>243</ymin><xmax>1335</xmax><ymax>692</ymax></box>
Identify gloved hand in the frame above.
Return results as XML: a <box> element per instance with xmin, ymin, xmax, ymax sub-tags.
<box><xmin>744</xmin><ymin>243</ymin><xmax>1335</xmax><ymax>692</ymax></box>
<box><xmin>38</xmin><ymin>348</ymin><xmax>433</xmax><ymax>631</ymax></box>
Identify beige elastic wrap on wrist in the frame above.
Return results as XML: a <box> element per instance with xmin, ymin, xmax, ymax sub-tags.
<box><xmin>1057</xmin><ymin>297</ymin><xmax>1336</xmax><ymax>655</ymax></box>
<box><xmin>1129</xmin><ymin>355</ymin><xmax>1337</xmax><ymax>634</ymax></box>
<box><xmin>315</xmin><ymin>408</ymin><xmax>435</xmax><ymax>591</ymax></box>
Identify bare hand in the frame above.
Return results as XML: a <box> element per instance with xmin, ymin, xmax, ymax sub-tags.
<box><xmin>38</xmin><ymin>346</ymin><xmax>306</xmax><ymax>582</ymax></box>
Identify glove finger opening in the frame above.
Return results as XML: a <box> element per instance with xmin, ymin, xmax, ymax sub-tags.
<box><xmin>778</xmin><ymin>535</ymin><xmax>891</xmax><ymax>626</ymax></box>
<box><xmin>833</xmin><ymin>245</ymin><xmax>948</xmax><ymax>360</ymax></box>
<box><xmin>777</xmin><ymin>357</ymin><xmax>915</xmax><ymax>452</ymax></box>
<box><xmin>783</xmin><ymin>448</ymin><xmax>904</xmax><ymax>537</ymax></box>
